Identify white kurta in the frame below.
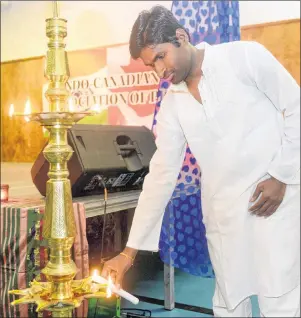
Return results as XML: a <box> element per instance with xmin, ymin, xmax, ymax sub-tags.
<box><xmin>127</xmin><ymin>41</ymin><xmax>300</xmax><ymax>309</ymax></box>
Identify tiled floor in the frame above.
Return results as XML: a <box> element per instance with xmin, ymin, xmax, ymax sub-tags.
<box><xmin>121</xmin><ymin>252</ymin><xmax>260</xmax><ymax>317</ymax></box>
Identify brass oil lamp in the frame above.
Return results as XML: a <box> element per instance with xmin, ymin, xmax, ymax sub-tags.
<box><xmin>8</xmin><ymin>2</ymin><xmax>109</xmax><ymax>316</ymax></box>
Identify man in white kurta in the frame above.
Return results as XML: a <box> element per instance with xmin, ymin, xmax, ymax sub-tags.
<box><xmin>102</xmin><ymin>7</ymin><xmax>300</xmax><ymax>317</ymax></box>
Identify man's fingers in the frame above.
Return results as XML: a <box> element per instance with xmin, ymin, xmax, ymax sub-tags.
<box><xmin>264</xmin><ymin>204</ymin><xmax>279</xmax><ymax>217</ymax></box>
<box><xmin>109</xmin><ymin>269</ymin><xmax>124</xmax><ymax>289</ymax></box>
<box><xmin>249</xmin><ymin>195</ymin><xmax>266</xmax><ymax>212</ymax></box>
<box><xmin>100</xmin><ymin>264</ymin><xmax>122</xmax><ymax>288</ymax></box>
<box><xmin>101</xmin><ymin>266</ymin><xmax>109</xmax><ymax>279</ymax></box>
<box><xmin>254</xmin><ymin>200</ymin><xmax>272</xmax><ymax>216</ymax></box>
<box><xmin>110</xmin><ymin>270</ymin><xmax>118</xmax><ymax>285</ymax></box>
<box><xmin>250</xmin><ymin>184</ymin><xmax>263</xmax><ymax>202</ymax></box>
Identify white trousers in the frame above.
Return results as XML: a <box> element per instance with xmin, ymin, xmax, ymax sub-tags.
<box><xmin>213</xmin><ymin>285</ymin><xmax>300</xmax><ymax>317</ymax></box>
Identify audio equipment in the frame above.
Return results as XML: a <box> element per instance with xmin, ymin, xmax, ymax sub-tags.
<box><xmin>31</xmin><ymin>124</ymin><xmax>157</xmax><ymax>197</ymax></box>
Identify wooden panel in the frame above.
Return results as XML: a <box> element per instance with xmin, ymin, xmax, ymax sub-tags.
<box><xmin>1</xmin><ymin>19</ymin><xmax>300</xmax><ymax>163</ymax></box>
<box><xmin>241</xmin><ymin>19</ymin><xmax>300</xmax><ymax>85</ymax></box>
<box><xmin>1</xmin><ymin>49</ymin><xmax>106</xmax><ymax>163</ymax></box>
<box><xmin>1</xmin><ymin>57</ymin><xmax>46</xmax><ymax>163</ymax></box>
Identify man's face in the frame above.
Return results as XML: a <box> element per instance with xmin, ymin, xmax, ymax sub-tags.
<box><xmin>139</xmin><ymin>29</ymin><xmax>192</xmax><ymax>85</ymax></box>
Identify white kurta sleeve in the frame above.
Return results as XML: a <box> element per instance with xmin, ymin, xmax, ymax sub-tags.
<box><xmin>234</xmin><ymin>41</ymin><xmax>300</xmax><ymax>184</ymax></box>
<box><xmin>126</xmin><ymin>93</ymin><xmax>187</xmax><ymax>251</ymax></box>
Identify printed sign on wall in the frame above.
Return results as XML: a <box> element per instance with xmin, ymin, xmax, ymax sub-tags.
<box><xmin>42</xmin><ymin>44</ymin><xmax>160</xmax><ymax>129</ymax></box>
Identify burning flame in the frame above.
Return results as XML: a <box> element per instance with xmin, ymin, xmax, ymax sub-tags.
<box><xmin>24</xmin><ymin>99</ymin><xmax>31</xmax><ymax>122</ymax></box>
<box><xmin>106</xmin><ymin>274</ymin><xmax>112</xmax><ymax>298</ymax></box>
<box><xmin>68</xmin><ymin>97</ymin><xmax>75</xmax><ymax>112</ymax></box>
<box><xmin>9</xmin><ymin>104</ymin><xmax>14</xmax><ymax>117</ymax></box>
<box><xmin>90</xmin><ymin>269</ymin><xmax>100</xmax><ymax>293</ymax></box>
<box><xmin>92</xmin><ymin>269</ymin><xmax>99</xmax><ymax>278</ymax></box>
<box><xmin>91</xmin><ymin>103</ymin><xmax>101</xmax><ymax>113</ymax></box>
<box><xmin>91</xmin><ymin>269</ymin><xmax>112</xmax><ymax>297</ymax></box>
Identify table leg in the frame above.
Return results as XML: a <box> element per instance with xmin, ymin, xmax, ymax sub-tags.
<box><xmin>164</xmin><ymin>263</ymin><xmax>175</xmax><ymax>310</ymax></box>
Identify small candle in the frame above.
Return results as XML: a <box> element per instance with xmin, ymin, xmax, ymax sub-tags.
<box><xmin>1</xmin><ymin>184</ymin><xmax>9</xmax><ymax>202</ymax></box>
<box><xmin>92</xmin><ymin>273</ymin><xmax>139</xmax><ymax>305</ymax></box>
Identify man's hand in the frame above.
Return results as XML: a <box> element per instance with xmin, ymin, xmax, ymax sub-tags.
<box><xmin>249</xmin><ymin>176</ymin><xmax>286</xmax><ymax>217</ymax></box>
<box><xmin>101</xmin><ymin>247</ymin><xmax>138</xmax><ymax>288</ymax></box>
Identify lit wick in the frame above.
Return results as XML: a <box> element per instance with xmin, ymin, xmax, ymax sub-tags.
<box><xmin>92</xmin><ymin>271</ymin><xmax>139</xmax><ymax>304</ymax></box>
<box><xmin>68</xmin><ymin>97</ymin><xmax>75</xmax><ymax>112</ymax></box>
<box><xmin>91</xmin><ymin>103</ymin><xmax>108</xmax><ymax>113</ymax></box>
<box><xmin>91</xmin><ymin>269</ymin><xmax>100</xmax><ymax>293</ymax></box>
<box><xmin>91</xmin><ymin>103</ymin><xmax>101</xmax><ymax>113</ymax></box>
<box><xmin>8</xmin><ymin>104</ymin><xmax>14</xmax><ymax>117</ymax></box>
<box><xmin>24</xmin><ymin>99</ymin><xmax>31</xmax><ymax>122</ymax></box>
<box><xmin>92</xmin><ymin>269</ymin><xmax>99</xmax><ymax>278</ymax></box>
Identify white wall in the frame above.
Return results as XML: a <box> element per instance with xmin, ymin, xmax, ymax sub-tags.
<box><xmin>0</xmin><ymin>1</ymin><xmax>171</xmax><ymax>62</ymax></box>
<box><xmin>1</xmin><ymin>1</ymin><xmax>300</xmax><ymax>62</ymax></box>
<box><xmin>239</xmin><ymin>1</ymin><xmax>300</xmax><ymax>26</ymax></box>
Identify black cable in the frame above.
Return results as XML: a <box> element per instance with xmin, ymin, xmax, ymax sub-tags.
<box><xmin>130</xmin><ymin>295</ymin><xmax>214</xmax><ymax>316</ymax></box>
<box><xmin>121</xmin><ymin>308</ymin><xmax>151</xmax><ymax>317</ymax></box>
<box><xmin>100</xmin><ymin>189</ymin><xmax>107</xmax><ymax>263</ymax></box>
<box><xmin>94</xmin><ymin>175</ymin><xmax>108</xmax><ymax>264</ymax></box>
<box><xmin>94</xmin><ymin>177</ymin><xmax>108</xmax><ymax>318</ymax></box>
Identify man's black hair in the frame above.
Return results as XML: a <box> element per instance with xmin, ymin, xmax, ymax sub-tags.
<box><xmin>129</xmin><ymin>5</ymin><xmax>190</xmax><ymax>59</ymax></box>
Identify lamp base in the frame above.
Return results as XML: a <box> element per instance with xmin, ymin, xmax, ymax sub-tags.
<box><xmin>9</xmin><ymin>278</ymin><xmax>107</xmax><ymax>313</ymax></box>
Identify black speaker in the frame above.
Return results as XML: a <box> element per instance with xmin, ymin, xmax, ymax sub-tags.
<box><xmin>31</xmin><ymin>124</ymin><xmax>157</xmax><ymax>197</ymax></box>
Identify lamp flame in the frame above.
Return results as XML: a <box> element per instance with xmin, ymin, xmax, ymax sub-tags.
<box><xmin>68</xmin><ymin>97</ymin><xmax>75</xmax><ymax>112</ymax></box>
<box><xmin>92</xmin><ymin>269</ymin><xmax>99</xmax><ymax>278</ymax></box>
<box><xmin>91</xmin><ymin>269</ymin><xmax>112</xmax><ymax>297</ymax></box>
<box><xmin>91</xmin><ymin>103</ymin><xmax>101</xmax><ymax>113</ymax></box>
<box><xmin>9</xmin><ymin>104</ymin><xmax>14</xmax><ymax>117</ymax></box>
<box><xmin>24</xmin><ymin>99</ymin><xmax>31</xmax><ymax>122</ymax></box>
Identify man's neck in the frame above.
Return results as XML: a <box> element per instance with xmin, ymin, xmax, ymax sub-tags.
<box><xmin>185</xmin><ymin>46</ymin><xmax>205</xmax><ymax>86</ymax></box>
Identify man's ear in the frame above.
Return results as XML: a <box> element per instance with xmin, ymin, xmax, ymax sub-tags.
<box><xmin>175</xmin><ymin>28</ymin><xmax>189</xmax><ymax>43</ymax></box>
